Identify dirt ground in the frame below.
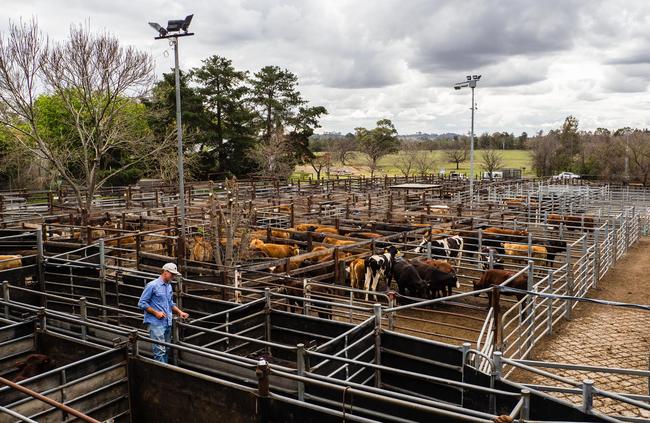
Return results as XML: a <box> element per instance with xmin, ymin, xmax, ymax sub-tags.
<box><xmin>510</xmin><ymin>237</ymin><xmax>650</xmax><ymax>419</ymax></box>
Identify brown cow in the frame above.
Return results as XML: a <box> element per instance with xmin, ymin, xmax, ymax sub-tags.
<box><xmin>189</xmin><ymin>234</ymin><xmax>214</xmax><ymax>262</ymax></box>
<box><xmin>548</xmin><ymin>214</ymin><xmax>594</xmax><ymax>231</ymax></box>
<box><xmin>347</xmin><ymin>232</ymin><xmax>383</xmax><ymax>239</ymax></box>
<box><xmin>13</xmin><ymin>354</ymin><xmax>52</xmax><ymax>382</ymax></box>
<box><xmin>294</xmin><ymin>223</ymin><xmax>319</xmax><ymax>232</ymax></box>
<box><xmin>314</xmin><ymin>226</ymin><xmax>339</xmax><ymax>235</ymax></box>
<box><xmin>0</xmin><ymin>255</ymin><xmax>22</xmax><ymax>270</ymax></box>
<box><xmin>483</xmin><ymin>227</ymin><xmax>529</xmax><ymax>237</ymax></box>
<box><xmin>251</xmin><ymin>229</ymin><xmax>290</xmax><ymax>240</ymax></box>
<box><xmin>415</xmin><ymin>258</ymin><xmax>454</xmax><ymax>274</ymax></box>
<box><xmin>322</xmin><ymin>237</ymin><xmax>357</xmax><ymax>246</ymax></box>
<box><xmin>249</xmin><ymin>239</ymin><xmax>299</xmax><ymax>258</ymax></box>
<box><xmin>502</xmin><ymin>243</ymin><xmax>547</xmax><ymax>266</ymax></box>
<box><xmin>349</xmin><ymin>258</ymin><xmax>366</xmax><ymax>290</ymax></box>
<box><xmin>473</xmin><ymin>269</ymin><xmax>528</xmax><ymax>305</ymax></box>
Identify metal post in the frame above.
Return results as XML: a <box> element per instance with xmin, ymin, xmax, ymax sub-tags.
<box><xmin>172</xmin><ymin>317</ymin><xmax>180</xmax><ymax>366</ymax></box>
<box><xmin>488</xmin><ymin>248</ymin><xmax>495</xmax><ymax>270</ymax></box>
<box><xmin>172</xmin><ymin>37</ymin><xmax>187</xmax><ymax>271</ymax></box>
<box><xmin>264</xmin><ymin>288</ymin><xmax>271</xmax><ymax>354</ymax></box>
<box><xmin>582</xmin><ymin>379</ymin><xmax>594</xmax><ymax>413</ymax></box>
<box><xmin>546</xmin><ymin>269</ymin><xmax>553</xmax><ymax>336</ymax></box>
<box><xmin>36</xmin><ymin>227</ymin><xmax>44</xmax><ymax>302</ymax></box>
<box><xmin>593</xmin><ymin>228</ymin><xmax>600</xmax><ymax>287</ymax></box>
<box><xmin>565</xmin><ymin>243</ymin><xmax>573</xmax><ymax>320</ymax></box>
<box><xmin>256</xmin><ymin>358</ymin><xmax>270</xmax><ymax>423</ymax></box>
<box><xmin>493</xmin><ymin>351</ymin><xmax>502</xmax><ymax>379</ymax></box>
<box><xmin>79</xmin><ymin>297</ymin><xmax>87</xmax><ymax>340</ymax></box>
<box><xmin>2</xmin><ymin>281</ymin><xmax>9</xmax><ymax>318</ymax></box>
<box><xmin>98</xmin><ymin>238</ymin><xmax>107</xmax><ymax>322</ymax></box>
<box><xmin>477</xmin><ymin>229</ymin><xmax>483</xmax><ymax>269</ymax></box>
<box><xmin>296</xmin><ymin>343</ymin><xmax>305</xmax><ymax>401</ymax></box>
<box><xmin>461</xmin><ymin>342</ymin><xmax>471</xmax><ymax>407</ymax></box>
<box><xmin>373</xmin><ymin>303</ymin><xmax>382</xmax><ymax>388</ymax></box>
<box><xmin>469</xmin><ymin>85</ymin><xmax>475</xmax><ymax>207</ymax></box>
<box><xmin>303</xmin><ymin>279</ymin><xmax>311</xmax><ymax>316</ymax></box>
<box><xmin>521</xmin><ymin>389</ymin><xmax>531</xmax><ymax>420</ymax></box>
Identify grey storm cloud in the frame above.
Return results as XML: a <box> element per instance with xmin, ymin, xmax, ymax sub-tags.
<box><xmin>1</xmin><ymin>0</ymin><xmax>650</xmax><ymax>134</ymax></box>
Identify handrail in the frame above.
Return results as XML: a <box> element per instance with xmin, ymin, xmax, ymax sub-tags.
<box><xmin>0</xmin><ymin>376</ymin><xmax>101</xmax><ymax>423</ymax></box>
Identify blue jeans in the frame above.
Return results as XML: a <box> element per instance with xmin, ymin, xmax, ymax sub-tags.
<box><xmin>149</xmin><ymin>324</ymin><xmax>171</xmax><ymax>363</ymax></box>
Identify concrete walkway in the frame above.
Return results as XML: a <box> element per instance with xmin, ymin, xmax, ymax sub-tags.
<box><xmin>510</xmin><ymin>238</ymin><xmax>650</xmax><ymax>419</ymax></box>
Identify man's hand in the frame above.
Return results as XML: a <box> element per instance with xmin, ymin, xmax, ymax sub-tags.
<box><xmin>179</xmin><ymin>311</ymin><xmax>189</xmax><ymax>319</ymax></box>
<box><xmin>154</xmin><ymin>310</ymin><xmax>166</xmax><ymax>319</ymax></box>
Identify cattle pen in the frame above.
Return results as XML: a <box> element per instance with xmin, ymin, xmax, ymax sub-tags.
<box><xmin>0</xmin><ymin>176</ymin><xmax>648</xmax><ymax>422</ymax></box>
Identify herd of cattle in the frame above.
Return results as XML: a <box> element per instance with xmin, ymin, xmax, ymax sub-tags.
<box><xmin>232</xmin><ymin>219</ymin><xmax>579</xmax><ymax>306</ymax></box>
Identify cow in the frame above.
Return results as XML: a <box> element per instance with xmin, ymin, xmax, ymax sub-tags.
<box><xmin>363</xmin><ymin>246</ymin><xmax>399</xmax><ymax>301</ymax></box>
<box><xmin>322</xmin><ymin>237</ymin><xmax>358</xmax><ymax>246</ymax></box>
<box><xmin>478</xmin><ymin>247</ymin><xmax>504</xmax><ymax>271</ymax></box>
<box><xmin>501</xmin><ymin>243</ymin><xmax>548</xmax><ymax>266</ymax></box>
<box><xmin>13</xmin><ymin>354</ymin><xmax>52</xmax><ymax>382</ymax></box>
<box><xmin>414</xmin><ymin>235</ymin><xmax>464</xmax><ymax>269</ymax></box>
<box><xmin>347</xmin><ymin>232</ymin><xmax>383</xmax><ymax>239</ymax></box>
<box><xmin>392</xmin><ymin>259</ymin><xmax>428</xmax><ymax>298</ymax></box>
<box><xmin>294</xmin><ymin>223</ymin><xmax>319</xmax><ymax>232</ymax></box>
<box><xmin>473</xmin><ymin>269</ymin><xmax>528</xmax><ymax>306</ymax></box>
<box><xmin>314</xmin><ymin>226</ymin><xmax>339</xmax><ymax>235</ymax></box>
<box><xmin>0</xmin><ymin>255</ymin><xmax>22</xmax><ymax>270</ymax></box>
<box><xmin>349</xmin><ymin>258</ymin><xmax>366</xmax><ymax>290</ymax></box>
<box><xmin>483</xmin><ymin>227</ymin><xmax>528</xmax><ymax>238</ymax></box>
<box><xmin>414</xmin><ymin>257</ymin><xmax>455</xmax><ymax>274</ymax></box>
<box><xmin>548</xmin><ymin>214</ymin><xmax>595</xmax><ymax>231</ymax></box>
<box><xmin>249</xmin><ymin>239</ymin><xmax>299</xmax><ymax>258</ymax></box>
<box><xmin>251</xmin><ymin>229</ymin><xmax>290</xmax><ymax>240</ymax></box>
<box><xmin>188</xmin><ymin>234</ymin><xmax>214</xmax><ymax>262</ymax></box>
<box><xmin>411</xmin><ymin>260</ymin><xmax>459</xmax><ymax>298</ymax></box>
<box><xmin>542</xmin><ymin>239</ymin><xmax>566</xmax><ymax>265</ymax></box>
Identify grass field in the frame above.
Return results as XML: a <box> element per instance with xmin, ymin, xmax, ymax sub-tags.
<box><xmin>294</xmin><ymin>149</ymin><xmax>533</xmax><ymax>178</ymax></box>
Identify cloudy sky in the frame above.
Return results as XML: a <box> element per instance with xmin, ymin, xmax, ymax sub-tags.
<box><xmin>2</xmin><ymin>0</ymin><xmax>650</xmax><ymax>135</ymax></box>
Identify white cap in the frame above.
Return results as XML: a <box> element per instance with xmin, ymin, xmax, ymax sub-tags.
<box><xmin>162</xmin><ymin>263</ymin><xmax>181</xmax><ymax>275</ymax></box>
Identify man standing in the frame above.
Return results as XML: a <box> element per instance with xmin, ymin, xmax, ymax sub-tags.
<box><xmin>138</xmin><ymin>263</ymin><xmax>189</xmax><ymax>363</ymax></box>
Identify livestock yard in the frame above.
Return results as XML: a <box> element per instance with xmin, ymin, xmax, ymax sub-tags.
<box><xmin>0</xmin><ymin>175</ymin><xmax>649</xmax><ymax>422</ymax></box>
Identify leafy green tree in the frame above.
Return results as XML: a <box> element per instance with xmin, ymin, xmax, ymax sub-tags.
<box><xmin>191</xmin><ymin>56</ymin><xmax>253</xmax><ymax>175</ymax></box>
<box><xmin>357</xmin><ymin>119</ymin><xmax>400</xmax><ymax>177</ymax></box>
<box><xmin>249</xmin><ymin>66</ymin><xmax>305</xmax><ymax>142</ymax></box>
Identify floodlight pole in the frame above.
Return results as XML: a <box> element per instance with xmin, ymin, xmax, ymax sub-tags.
<box><xmin>152</xmin><ymin>28</ymin><xmax>194</xmax><ymax>269</ymax></box>
<box><xmin>172</xmin><ymin>36</ymin><xmax>186</xmax><ymax>262</ymax></box>
<box><xmin>469</xmin><ymin>83</ymin><xmax>476</xmax><ymax>206</ymax></box>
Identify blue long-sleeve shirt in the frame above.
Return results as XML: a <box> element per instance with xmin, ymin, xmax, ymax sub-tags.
<box><xmin>138</xmin><ymin>277</ymin><xmax>176</xmax><ymax>326</ymax></box>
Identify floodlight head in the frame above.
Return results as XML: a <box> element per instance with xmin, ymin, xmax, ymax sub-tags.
<box><xmin>472</xmin><ymin>75</ymin><xmax>478</xmax><ymax>80</ymax></box>
<box><xmin>181</xmin><ymin>14</ymin><xmax>193</xmax><ymax>32</ymax></box>
<box><xmin>454</xmin><ymin>86</ymin><xmax>461</xmax><ymax>90</ymax></box>
<box><xmin>148</xmin><ymin>22</ymin><xmax>167</xmax><ymax>36</ymax></box>
<box><xmin>466</xmin><ymin>75</ymin><xmax>471</xmax><ymax>81</ymax></box>
<box><xmin>476</xmin><ymin>75</ymin><xmax>482</xmax><ymax>80</ymax></box>
<box><xmin>166</xmin><ymin>19</ymin><xmax>185</xmax><ymax>32</ymax></box>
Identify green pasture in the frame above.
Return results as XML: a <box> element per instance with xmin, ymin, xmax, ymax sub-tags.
<box><xmin>294</xmin><ymin>149</ymin><xmax>534</xmax><ymax>179</ymax></box>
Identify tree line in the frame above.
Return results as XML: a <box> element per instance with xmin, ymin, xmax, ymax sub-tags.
<box><xmin>529</xmin><ymin>116</ymin><xmax>650</xmax><ymax>183</ymax></box>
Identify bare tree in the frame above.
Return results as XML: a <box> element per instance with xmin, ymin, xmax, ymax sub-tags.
<box><xmin>327</xmin><ymin>136</ymin><xmax>356</xmax><ymax>165</ymax></box>
<box><xmin>481</xmin><ymin>149</ymin><xmax>504</xmax><ymax>180</ymax></box>
<box><xmin>414</xmin><ymin>150</ymin><xmax>436</xmax><ymax>176</ymax></box>
<box><xmin>395</xmin><ymin>141</ymin><xmax>419</xmax><ymax>177</ymax></box>
<box><xmin>445</xmin><ymin>142</ymin><xmax>468</xmax><ymax>169</ymax></box>
<box><xmin>307</xmin><ymin>153</ymin><xmax>332</xmax><ymax>180</ymax></box>
<box><xmin>0</xmin><ymin>20</ymin><xmax>170</xmax><ymax>224</ymax></box>
<box><xmin>248</xmin><ymin>130</ymin><xmax>295</xmax><ymax>179</ymax></box>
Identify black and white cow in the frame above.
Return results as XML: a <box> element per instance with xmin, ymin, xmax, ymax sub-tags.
<box><xmin>363</xmin><ymin>246</ymin><xmax>399</xmax><ymax>301</ymax></box>
<box><xmin>415</xmin><ymin>235</ymin><xmax>464</xmax><ymax>269</ymax></box>
<box><xmin>478</xmin><ymin>246</ymin><xmax>505</xmax><ymax>271</ymax></box>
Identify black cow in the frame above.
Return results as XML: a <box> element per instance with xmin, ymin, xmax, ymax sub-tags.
<box><xmin>412</xmin><ymin>260</ymin><xmax>459</xmax><ymax>298</ymax></box>
<box><xmin>392</xmin><ymin>259</ymin><xmax>428</xmax><ymax>298</ymax></box>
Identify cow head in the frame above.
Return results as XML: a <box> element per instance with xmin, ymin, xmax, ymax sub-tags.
<box><xmin>385</xmin><ymin>246</ymin><xmax>399</xmax><ymax>257</ymax></box>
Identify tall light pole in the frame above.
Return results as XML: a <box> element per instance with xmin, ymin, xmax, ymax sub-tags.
<box><xmin>149</xmin><ymin>15</ymin><xmax>194</xmax><ymax>267</ymax></box>
<box><xmin>624</xmin><ymin>129</ymin><xmax>631</xmax><ymax>181</ymax></box>
<box><xmin>454</xmin><ymin>75</ymin><xmax>481</xmax><ymax>206</ymax></box>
